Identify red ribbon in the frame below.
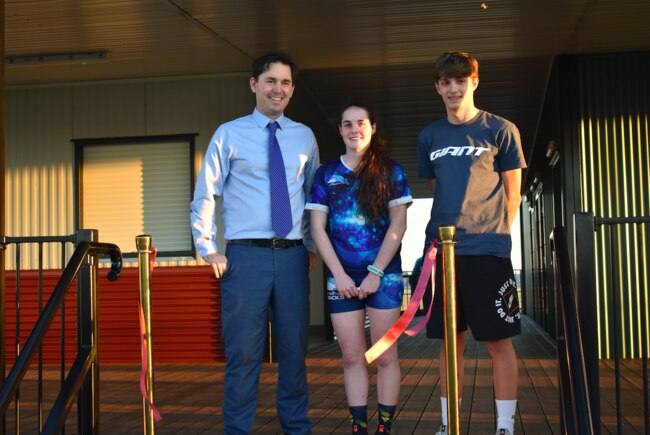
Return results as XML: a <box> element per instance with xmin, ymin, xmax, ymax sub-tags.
<box><xmin>139</xmin><ymin>247</ymin><xmax>162</xmax><ymax>422</ymax></box>
<box><xmin>365</xmin><ymin>240</ymin><xmax>437</xmax><ymax>364</ymax></box>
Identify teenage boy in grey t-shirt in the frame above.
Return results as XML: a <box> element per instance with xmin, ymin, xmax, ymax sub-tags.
<box><xmin>417</xmin><ymin>51</ymin><xmax>526</xmax><ymax>435</ymax></box>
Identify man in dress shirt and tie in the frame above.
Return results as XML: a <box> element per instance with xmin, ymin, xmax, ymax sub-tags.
<box><xmin>190</xmin><ymin>51</ymin><xmax>320</xmax><ymax>434</ymax></box>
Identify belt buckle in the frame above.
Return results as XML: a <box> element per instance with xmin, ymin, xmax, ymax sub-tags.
<box><xmin>271</xmin><ymin>238</ymin><xmax>282</xmax><ymax>249</ymax></box>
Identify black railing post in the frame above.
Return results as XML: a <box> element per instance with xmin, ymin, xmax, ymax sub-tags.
<box><xmin>76</xmin><ymin>229</ymin><xmax>100</xmax><ymax>435</ymax></box>
<box><xmin>606</xmin><ymin>225</ymin><xmax>624</xmax><ymax>435</ymax></box>
<box><xmin>0</xmin><ymin>236</ymin><xmax>120</xmax><ymax>433</ymax></box>
<box><xmin>638</xmin><ymin>233</ymin><xmax>650</xmax><ymax>434</ymax></box>
<box><xmin>551</xmin><ymin>233</ymin><xmax>568</xmax><ymax>434</ymax></box>
<box><xmin>553</xmin><ymin>227</ymin><xmax>595</xmax><ymax>434</ymax></box>
<box><xmin>573</xmin><ymin>212</ymin><xmax>601</xmax><ymax>434</ymax></box>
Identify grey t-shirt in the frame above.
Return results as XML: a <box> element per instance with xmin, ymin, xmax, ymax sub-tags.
<box><xmin>417</xmin><ymin>110</ymin><xmax>527</xmax><ymax>258</ymax></box>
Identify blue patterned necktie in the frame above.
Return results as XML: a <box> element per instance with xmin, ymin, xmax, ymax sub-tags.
<box><xmin>267</xmin><ymin>122</ymin><xmax>293</xmax><ymax>238</ymax></box>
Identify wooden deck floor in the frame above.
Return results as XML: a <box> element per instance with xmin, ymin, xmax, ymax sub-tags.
<box><xmin>4</xmin><ymin>315</ymin><xmax>649</xmax><ymax>434</ymax></box>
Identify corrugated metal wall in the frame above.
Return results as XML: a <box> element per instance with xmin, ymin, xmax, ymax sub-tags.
<box><xmin>4</xmin><ymin>265</ymin><xmax>223</xmax><ymax>363</ymax></box>
<box><xmin>5</xmin><ymin>87</ymin><xmax>76</xmax><ymax>270</ymax></box>
<box><xmin>577</xmin><ymin>52</ymin><xmax>650</xmax><ymax>358</ymax></box>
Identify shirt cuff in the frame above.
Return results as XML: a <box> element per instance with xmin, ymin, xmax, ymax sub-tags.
<box><xmin>194</xmin><ymin>239</ymin><xmax>218</xmax><ymax>258</ymax></box>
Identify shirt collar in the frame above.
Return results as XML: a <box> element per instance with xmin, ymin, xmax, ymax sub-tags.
<box><xmin>252</xmin><ymin>108</ymin><xmax>286</xmax><ymax>130</ymax></box>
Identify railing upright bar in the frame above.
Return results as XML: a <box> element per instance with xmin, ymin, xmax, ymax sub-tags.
<box><xmin>553</xmin><ymin>232</ymin><xmax>571</xmax><ymax>434</ymax></box>
<box><xmin>59</xmin><ymin>240</ymin><xmax>68</xmax><ymax>435</ymax></box>
<box><xmin>552</xmin><ymin>232</ymin><xmax>575</xmax><ymax>434</ymax></box>
<box><xmin>38</xmin><ymin>243</ymin><xmax>44</xmax><ymax>432</ymax></box>
<box><xmin>574</xmin><ymin>212</ymin><xmax>601</xmax><ymax>434</ymax></box>
<box><xmin>75</xmin><ymin>229</ymin><xmax>99</xmax><ymax>435</ymax></box>
<box><xmin>608</xmin><ymin>226</ymin><xmax>623</xmax><ymax>434</ymax></box>
<box><xmin>15</xmin><ymin>243</ymin><xmax>21</xmax><ymax>434</ymax></box>
<box><xmin>639</xmin><ymin>226</ymin><xmax>650</xmax><ymax>434</ymax></box>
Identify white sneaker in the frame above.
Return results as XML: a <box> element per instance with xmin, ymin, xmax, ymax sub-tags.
<box><xmin>495</xmin><ymin>429</ymin><xmax>512</xmax><ymax>435</ymax></box>
<box><xmin>435</xmin><ymin>425</ymin><xmax>446</xmax><ymax>435</ymax></box>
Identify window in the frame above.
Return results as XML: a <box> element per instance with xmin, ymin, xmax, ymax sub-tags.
<box><xmin>74</xmin><ymin>135</ymin><xmax>196</xmax><ymax>257</ymax></box>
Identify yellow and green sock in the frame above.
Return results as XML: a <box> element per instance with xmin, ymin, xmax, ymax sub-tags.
<box><xmin>375</xmin><ymin>404</ymin><xmax>396</xmax><ymax>434</ymax></box>
<box><xmin>349</xmin><ymin>405</ymin><xmax>368</xmax><ymax>434</ymax></box>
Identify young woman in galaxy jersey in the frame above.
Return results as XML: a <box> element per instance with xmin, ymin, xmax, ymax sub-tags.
<box><xmin>306</xmin><ymin>103</ymin><xmax>412</xmax><ymax>434</ymax></box>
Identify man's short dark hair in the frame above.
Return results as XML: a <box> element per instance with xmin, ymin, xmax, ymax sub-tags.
<box><xmin>433</xmin><ymin>51</ymin><xmax>479</xmax><ymax>82</ymax></box>
<box><xmin>251</xmin><ymin>51</ymin><xmax>298</xmax><ymax>82</ymax></box>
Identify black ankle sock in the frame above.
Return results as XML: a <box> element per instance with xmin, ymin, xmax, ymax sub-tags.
<box><xmin>349</xmin><ymin>405</ymin><xmax>368</xmax><ymax>434</ymax></box>
<box><xmin>375</xmin><ymin>403</ymin><xmax>396</xmax><ymax>434</ymax></box>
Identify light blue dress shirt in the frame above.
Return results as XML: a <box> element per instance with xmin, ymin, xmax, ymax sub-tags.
<box><xmin>190</xmin><ymin>108</ymin><xmax>320</xmax><ymax>257</ymax></box>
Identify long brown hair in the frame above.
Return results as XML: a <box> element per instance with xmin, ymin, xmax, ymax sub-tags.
<box><xmin>339</xmin><ymin>103</ymin><xmax>393</xmax><ymax>221</ymax></box>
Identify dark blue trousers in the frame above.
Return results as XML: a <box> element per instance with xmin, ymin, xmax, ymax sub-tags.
<box><xmin>220</xmin><ymin>243</ymin><xmax>311</xmax><ymax>434</ymax></box>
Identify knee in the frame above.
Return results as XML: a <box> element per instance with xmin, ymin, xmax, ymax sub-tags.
<box><xmin>486</xmin><ymin>338</ymin><xmax>514</xmax><ymax>357</ymax></box>
<box><xmin>341</xmin><ymin>350</ymin><xmax>366</xmax><ymax>369</ymax></box>
<box><xmin>375</xmin><ymin>350</ymin><xmax>399</xmax><ymax>371</ymax></box>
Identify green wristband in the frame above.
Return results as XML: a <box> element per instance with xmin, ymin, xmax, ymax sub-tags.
<box><xmin>367</xmin><ymin>264</ymin><xmax>384</xmax><ymax>277</ymax></box>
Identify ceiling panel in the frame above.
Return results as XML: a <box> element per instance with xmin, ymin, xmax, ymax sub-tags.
<box><xmin>4</xmin><ymin>0</ymin><xmax>650</xmax><ymax>196</ymax></box>
<box><xmin>6</xmin><ymin>0</ymin><xmax>650</xmax><ymax>81</ymax></box>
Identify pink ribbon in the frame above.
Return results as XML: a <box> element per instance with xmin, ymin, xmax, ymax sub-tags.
<box><xmin>139</xmin><ymin>247</ymin><xmax>162</xmax><ymax>422</ymax></box>
<box><xmin>365</xmin><ymin>241</ymin><xmax>437</xmax><ymax>364</ymax></box>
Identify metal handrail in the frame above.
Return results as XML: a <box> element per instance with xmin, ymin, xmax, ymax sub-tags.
<box><xmin>575</xmin><ymin>212</ymin><xmax>650</xmax><ymax>434</ymax></box>
<box><xmin>551</xmin><ymin>226</ymin><xmax>594</xmax><ymax>435</ymax></box>
<box><xmin>0</xmin><ymin>240</ymin><xmax>121</xmax><ymax>431</ymax></box>
<box><xmin>595</xmin><ymin>216</ymin><xmax>650</xmax><ymax>226</ymax></box>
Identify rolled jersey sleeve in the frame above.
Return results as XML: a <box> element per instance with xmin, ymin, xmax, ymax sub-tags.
<box><xmin>305</xmin><ymin>165</ymin><xmax>329</xmax><ymax>213</ymax></box>
<box><xmin>190</xmin><ymin>128</ymin><xmax>229</xmax><ymax>257</ymax></box>
<box><xmin>387</xmin><ymin>162</ymin><xmax>413</xmax><ymax>208</ymax></box>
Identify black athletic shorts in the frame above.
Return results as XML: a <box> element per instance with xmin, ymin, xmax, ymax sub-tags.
<box><xmin>423</xmin><ymin>254</ymin><xmax>521</xmax><ymax>341</ymax></box>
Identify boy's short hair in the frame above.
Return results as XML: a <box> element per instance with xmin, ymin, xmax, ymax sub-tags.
<box><xmin>433</xmin><ymin>51</ymin><xmax>479</xmax><ymax>82</ymax></box>
<box><xmin>251</xmin><ymin>51</ymin><xmax>298</xmax><ymax>82</ymax></box>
